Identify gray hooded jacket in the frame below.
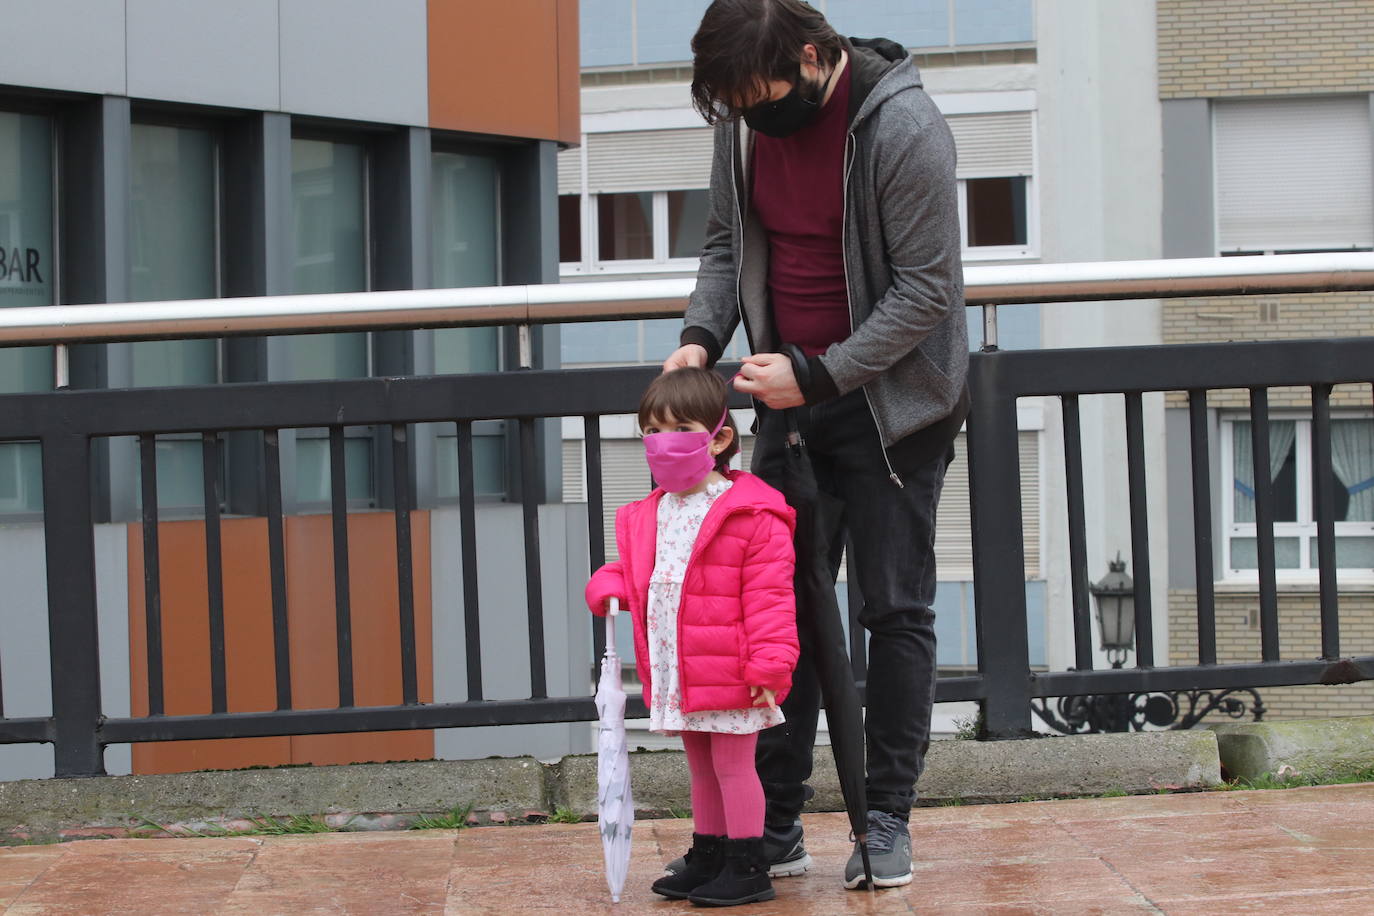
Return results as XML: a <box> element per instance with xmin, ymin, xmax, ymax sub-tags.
<box><xmin>682</xmin><ymin>37</ymin><xmax>968</xmax><ymax>452</ymax></box>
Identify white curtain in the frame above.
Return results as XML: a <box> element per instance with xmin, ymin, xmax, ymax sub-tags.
<box><xmin>1234</xmin><ymin>421</ymin><xmax>1296</xmax><ymax>523</ymax></box>
<box><xmin>1330</xmin><ymin>419</ymin><xmax>1374</xmax><ymax>522</ymax></box>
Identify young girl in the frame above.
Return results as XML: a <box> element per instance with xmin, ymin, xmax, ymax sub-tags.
<box><xmin>586</xmin><ymin>367</ymin><xmax>799</xmax><ymax>908</ymax></box>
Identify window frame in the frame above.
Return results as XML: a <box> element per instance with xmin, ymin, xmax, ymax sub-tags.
<box><xmin>1219</xmin><ymin>411</ymin><xmax>1374</xmax><ymax>583</ymax></box>
<box><xmin>288</xmin><ymin>126</ymin><xmax>380</xmax><ymax>511</ymax></box>
<box><xmin>559</xmin><ymin>188</ymin><xmax>709</xmax><ymax>276</ymax></box>
<box><xmin>0</xmin><ymin>99</ymin><xmax>60</xmax><ymax>520</ymax></box>
<box><xmin>957</xmin><ymin>175</ymin><xmax>1039</xmax><ymax>261</ymax></box>
<box><xmin>428</xmin><ymin>137</ymin><xmax>511</xmax><ymax>504</ymax></box>
<box><xmin>128</xmin><ymin>108</ymin><xmax>229</xmax><ymax>387</ymax></box>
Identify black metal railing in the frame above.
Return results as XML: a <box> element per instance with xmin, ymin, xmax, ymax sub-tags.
<box><xmin>968</xmin><ymin>337</ymin><xmax>1374</xmax><ymax>737</ymax></box>
<box><xmin>2</xmin><ymin>255</ymin><xmax>1374</xmax><ymax>775</ymax></box>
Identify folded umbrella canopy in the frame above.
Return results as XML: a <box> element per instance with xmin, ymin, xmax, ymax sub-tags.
<box><xmin>595</xmin><ymin>598</ymin><xmax>634</xmax><ymax>903</ymax></box>
<box><xmin>780</xmin><ymin>409</ymin><xmax>872</xmax><ymax>886</ymax></box>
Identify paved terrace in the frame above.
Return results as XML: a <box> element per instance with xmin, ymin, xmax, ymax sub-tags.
<box><xmin>0</xmin><ymin>783</ymin><xmax>1370</xmax><ymax>914</ymax></box>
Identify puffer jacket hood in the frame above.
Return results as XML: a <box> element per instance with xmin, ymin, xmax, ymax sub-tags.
<box><xmin>585</xmin><ymin>470</ymin><xmax>799</xmax><ymax>714</ymax></box>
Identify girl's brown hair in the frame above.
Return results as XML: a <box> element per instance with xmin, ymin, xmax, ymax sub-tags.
<box><xmin>690</xmin><ymin>0</ymin><xmax>844</xmax><ymax>125</ymax></box>
<box><xmin>638</xmin><ymin>368</ymin><xmax>741</xmax><ymax>471</ymax></box>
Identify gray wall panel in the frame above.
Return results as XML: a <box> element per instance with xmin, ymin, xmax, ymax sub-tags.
<box><xmin>0</xmin><ymin>0</ymin><xmax>124</xmax><ymax>95</ymax></box>
<box><xmin>0</xmin><ymin>524</ymin><xmax>129</xmax><ymax>782</ymax></box>
<box><xmin>95</xmin><ymin>524</ymin><xmax>131</xmax><ymax>777</ymax></box>
<box><xmin>126</xmin><ymin>0</ymin><xmax>280</xmax><ymax>111</ymax></box>
<box><xmin>280</xmin><ymin>0</ymin><xmax>428</xmax><ymax>126</ymax></box>
<box><xmin>1162</xmin><ymin>99</ymin><xmax>1214</xmax><ymax>258</ymax></box>
<box><xmin>0</xmin><ymin>525</ymin><xmax>54</xmax><ymax>780</ymax></box>
<box><xmin>432</xmin><ymin>504</ymin><xmax>593</xmax><ymax>761</ymax></box>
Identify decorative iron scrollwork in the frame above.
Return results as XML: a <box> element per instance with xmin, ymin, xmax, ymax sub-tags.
<box><xmin>1031</xmin><ymin>688</ymin><xmax>1265</xmax><ymax>735</ymax></box>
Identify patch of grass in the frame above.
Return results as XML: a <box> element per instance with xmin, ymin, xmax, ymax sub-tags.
<box><xmin>410</xmin><ymin>804</ymin><xmax>475</xmax><ymax>831</ymax></box>
<box><xmin>1097</xmin><ymin>788</ymin><xmax>1128</xmax><ymax>798</ymax></box>
<box><xmin>243</xmin><ymin>815</ymin><xmax>332</xmax><ymax>836</ymax></box>
<box><xmin>936</xmin><ymin>797</ymin><xmax>966</xmax><ymax>807</ymax></box>
<box><xmin>548</xmin><ymin>807</ymin><xmax>585</xmax><ymax>824</ymax></box>
<box><xmin>664</xmin><ymin>806</ymin><xmax>692</xmax><ymax>819</ymax></box>
<box><xmin>1225</xmin><ymin>766</ymin><xmax>1374</xmax><ymax>792</ymax></box>
<box><xmin>951</xmin><ymin>712</ymin><xmax>983</xmax><ymax>741</ymax></box>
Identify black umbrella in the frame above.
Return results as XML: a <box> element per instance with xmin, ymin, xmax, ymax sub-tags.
<box><xmin>780</xmin><ymin>407</ymin><xmax>872</xmax><ymax>886</ymax></box>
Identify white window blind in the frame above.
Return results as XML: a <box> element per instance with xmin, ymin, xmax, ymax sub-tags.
<box><xmin>586</xmin><ymin>128</ymin><xmax>715</xmax><ymax>193</ymax></box>
<box><xmin>563</xmin><ymin>438</ymin><xmax>653</xmax><ymax>562</ymax></box>
<box><xmin>935</xmin><ymin>431</ymin><xmax>1040</xmax><ymax>580</ymax></box>
<box><xmin>1214</xmin><ymin>97</ymin><xmax>1374</xmax><ymax>252</ymax></box>
<box><xmin>557</xmin><ymin>144</ymin><xmax>582</xmax><ymax>196</ymax></box>
<box><xmin>946</xmin><ymin>111</ymin><xmax>1033</xmax><ymax>179</ymax></box>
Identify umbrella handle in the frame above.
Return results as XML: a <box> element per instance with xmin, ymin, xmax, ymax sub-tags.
<box><xmin>605</xmin><ymin>597</ymin><xmax>620</xmax><ymax>654</ymax></box>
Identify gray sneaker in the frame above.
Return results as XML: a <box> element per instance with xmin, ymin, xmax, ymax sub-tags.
<box><xmin>664</xmin><ymin>819</ymin><xmax>812</xmax><ymax>879</ymax></box>
<box><xmin>844</xmin><ymin>811</ymin><xmax>912</xmax><ymax>890</ymax></box>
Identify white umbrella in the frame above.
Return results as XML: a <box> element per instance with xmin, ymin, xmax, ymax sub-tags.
<box><xmin>595</xmin><ymin>597</ymin><xmax>634</xmax><ymax>903</ymax></box>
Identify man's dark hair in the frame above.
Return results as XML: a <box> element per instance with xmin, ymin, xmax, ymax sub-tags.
<box><xmin>638</xmin><ymin>367</ymin><xmax>741</xmax><ymax>471</ymax></box>
<box><xmin>690</xmin><ymin>0</ymin><xmax>844</xmax><ymax>125</ymax></box>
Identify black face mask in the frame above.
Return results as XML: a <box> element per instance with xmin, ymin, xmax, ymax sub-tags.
<box><xmin>742</xmin><ymin>72</ymin><xmax>825</xmax><ymax>139</ymax></box>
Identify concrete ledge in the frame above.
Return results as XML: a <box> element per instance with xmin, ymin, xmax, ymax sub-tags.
<box><xmin>0</xmin><ymin>758</ymin><xmax>545</xmax><ymax>841</ymax></box>
<box><xmin>0</xmin><ymin>731</ymin><xmax>1226</xmax><ymax>841</ymax></box>
<box><xmin>558</xmin><ymin>730</ymin><xmax>1223</xmax><ymax>816</ymax></box>
<box><xmin>1211</xmin><ymin>715</ymin><xmax>1374</xmax><ymax>781</ymax></box>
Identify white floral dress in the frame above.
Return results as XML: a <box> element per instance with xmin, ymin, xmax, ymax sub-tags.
<box><xmin>647</xmin><ymin>477</ymin><xmax>786</xmax><ymax>736</ymax></box>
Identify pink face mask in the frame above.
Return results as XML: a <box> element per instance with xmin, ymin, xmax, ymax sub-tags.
<box><xmin>643</xmin><ymin>409</ymin><xmax>729</xmax><ymax>493</ymax></box>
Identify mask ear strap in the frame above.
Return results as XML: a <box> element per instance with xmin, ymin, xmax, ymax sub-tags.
<box><xmin>710</xmin><ymin>407</ymin><xmax>729</xmax><ymax>438</ymax></box>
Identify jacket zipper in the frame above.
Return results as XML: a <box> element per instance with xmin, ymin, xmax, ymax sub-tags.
<box><xmin>841</xmin><ymin>131</ymin><xmax>903</xmax><ymax>488</ymax></box>
<box><xmin>731</xmin><ymin>124</ymin><xmax>755</xmax><ymax>358</ymax></box>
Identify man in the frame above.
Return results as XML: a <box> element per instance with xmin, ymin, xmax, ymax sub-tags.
<box><xmin>662</xmin><ymin>0</ymin><xmax>969</xmax><ymax>892</ymax></box>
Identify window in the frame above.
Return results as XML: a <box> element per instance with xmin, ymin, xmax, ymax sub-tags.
<box><xmin>561</xmin><ymin>189</ymin><xmax>709</xmax><ymax>272</ymax></box>
<box><xmin>1222</xmin><ymin>416</ymin><xmax>1374</xmax><ymax>578</ymax></box>
<box><xmin>289</xmin><ymin>136</ymin><xmax>372</xmax><ymax>506</ymax></box>
<box><xmin>963</xmin><ymin>176</ymin><xmax>1028</xmax><ymax>248</ymax></box>
<box><xmin>129</xmin><ymin>120</ymin><xmax>222</xmax><ymax>511</ymax></box>
<box><xmin>431</xmin><ymin>147</ymin><xmax>505</xmax><ymax>499</ymax></box>
<box><xmin>557</xmin><ymin>128</ymin><xmax>713</xmax><ymax>274</ymax></box>
<box><xmin>0</xmin><ymin>109</ymin><xmax>54</xmax><ymax>513</ymax></box>
<box><xmin>947</xmin><ymin>111</ymin><xmax>1036</xmax><ymax>259</ymax></box>
<box><xmin>1214</xmin><ymin>97</ymin><xmax>1373</xmax><ymax>255</ymax></box>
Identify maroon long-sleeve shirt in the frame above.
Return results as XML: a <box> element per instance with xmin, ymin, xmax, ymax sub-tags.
<box><xmin>751</xmin><ymin>63</ymin><xmax>853</xmax><ymax>357</ymax></box>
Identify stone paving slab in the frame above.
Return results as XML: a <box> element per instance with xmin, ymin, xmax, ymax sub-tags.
<box><xmin>0</xmin><ymin>783</ymin><xmax>1370</xmax><ymax>914</ymax></box>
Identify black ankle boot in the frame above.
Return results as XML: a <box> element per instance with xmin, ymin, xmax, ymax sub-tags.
<box><xmin>688</xmin><ymin>836</ymin><xmax>775</xmax><ymax>907</ymax></box>
<box><xmin>652</xmin><ymin>833</ymin><xmax>725</xmax><ymax>899</ymax></box>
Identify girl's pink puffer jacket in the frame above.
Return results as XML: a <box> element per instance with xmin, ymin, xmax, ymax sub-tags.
<box><xmin>585</xmin><ymin>470</ymin><xmax>799</xmax><ymax>714</ymax></box>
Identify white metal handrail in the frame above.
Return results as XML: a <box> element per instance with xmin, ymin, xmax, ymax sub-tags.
<box><xmin>0</xmin><ymin>252</ymin><xmax>1371</xmax><ymax>349</ymax></box>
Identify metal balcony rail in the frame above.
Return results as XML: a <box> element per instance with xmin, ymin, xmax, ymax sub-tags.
<box><xmin>0</xmin><ymin>252</ymin><xmax>1371</xmax><ymax>348</ymax></box>
<box><xmin>0</xmin><ymin>253</ymin><xmax>1372</xmax><ymax>777</ymax></box>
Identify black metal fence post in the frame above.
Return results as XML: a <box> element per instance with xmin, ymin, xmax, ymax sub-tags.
<box><xmin>41</xmin><ymin>433</ymin><xmax>106</xmax><ymax>777</ymax></box>
<box><xmin>966</xmin><ymin>354</ymin><xmax>1033</xmax><ymax>737</ymax></box>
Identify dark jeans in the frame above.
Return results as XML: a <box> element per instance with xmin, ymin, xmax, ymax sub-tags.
<box><xmin>751</xmin><ymin>388</ymin><xmax>958</xmax><ymax>822</ymax></box>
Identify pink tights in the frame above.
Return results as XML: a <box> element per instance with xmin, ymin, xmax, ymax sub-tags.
<box><xmin>680</xmin><ymin>731</ymin><xmax>764</xmax><ymax>839</ymax></box>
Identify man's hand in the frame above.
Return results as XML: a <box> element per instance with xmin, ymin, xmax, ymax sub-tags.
<box><xmin>734</xmin><ymin>353</ymin><xmax>804</xmax><ymax>409</ymax></box>
<box><xmin>662</xmin><ymin>344</ymin><xmax>708</xmax><ymax>373</ymax></box>
<box><xmin>749</xmin><ymin>685</ymin><xmax>778</xmax><ymax>709</ymax></box>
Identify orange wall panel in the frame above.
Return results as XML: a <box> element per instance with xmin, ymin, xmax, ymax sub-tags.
<box><xmin>130</xmin><ymin>518</ymin><xmax>291</xmax><ymax>774</ymax></box>
<box><xmin>428</xmin><ymin>0</ymin><xmax>580</xmax><ymax>145</ymax></box>
<box><xmin>129</xmin><ymin>512</ymin><xmax>435</xmax><ymax>775</ymax></box>
<box><xmin>285</xmin><ymin>512</ymin><xmax>434</xmax><ymax>766</ymax></box>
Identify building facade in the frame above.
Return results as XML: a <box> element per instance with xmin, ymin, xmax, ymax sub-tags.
<box><xmin>0</xmin><ymin>0</ymin><xmax>587</xmax><ymax>780</ymax></box>
<box><xmin>1157</xmin><ymin>0</ymin><xmax>1374</xmax><ymax>718</ymax></box>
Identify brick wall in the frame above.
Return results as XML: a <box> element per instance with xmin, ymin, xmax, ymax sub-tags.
<box><xmin>1158</xmin><ymin>0</ymin><xmax>1374</xmax><ymax>99</ymax></box>
<box><xmin>1162</xmin><ymin>292</ymin><xmax>1374</xmax><ymax>408</ymax></box>
<box><xmin>1169</xmin><ymin>588</ymin><xmax>1374</xmax><ymax>719</ymax></box>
